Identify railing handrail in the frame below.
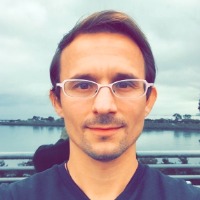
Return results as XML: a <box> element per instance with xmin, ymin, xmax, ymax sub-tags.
<box><xmin>0</xmin><ymin>150</ymin><xmax>200</xmax><ymax>159</ymax></box>
<box><xmin>0</xmin><ymin>152</ymin><xmax>33</xmax><ymax>159</ymax></box>
<box><xmin>137</xmin><ymin>150</ymin><xmax>200</xmax><ymax>157</ymax></box>
<box><xmin>0</xmin><ymin>166</ymin><xmax>34</xmax><ymax>171</ymax></box>
<box><xmin>0</xmin><ymin>151</ymin><xmax>200</xmax><ymax>186</ymax></box>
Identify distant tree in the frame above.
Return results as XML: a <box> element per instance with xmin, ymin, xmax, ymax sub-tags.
<box><xmin>32</xmin><ymin>116</ymin><xmax>40</xmax><ymax>121</ymax></box>
<box><xmin>40</xmin><ymin>117</ymin><xmax>46</xmax><ymax>121</ymax></box>
<box><xmin>56</xmin><ymin>118</ymin><xmax>64</xmax><ymax>123</ymax></box>
<box><xmin>173</xmin><ymin>113</ymin><xmax>182</xmax><ymax>121</ymax></box>
<box><xmin>198</xmin><ymin>98</ymin><xmax>200</xmax><ymax>113</ymax></box>
<box><xmin>47</xmin><ymin>116</ymin><xmax>54</xmax><ymax>122</ymax></box>
<box><xmin>183</xmin><ymin>114</ymin><xmax>191</xmax><ymax>120</ymax></box>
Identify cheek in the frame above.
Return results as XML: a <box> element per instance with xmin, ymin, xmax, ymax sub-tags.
<box><xmin>60</xmin><ymin>98</ymin><xmax>90</xmax><ymax>131</ymax></box>
<box><xmin>122</xmin><ymin>100</ymin><xmax>146</xmax><ymax>133</ymax></box>
<box><xmin>122</xmin><ymin>99</ymin><xmax>146</xmax><ymax>119</ymax></box>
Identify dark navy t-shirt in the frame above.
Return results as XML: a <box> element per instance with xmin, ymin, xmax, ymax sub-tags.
<box><xmin>0</xmin><ymin>163</ymin><xmax>200</xmax><ymax>199</ymax></box>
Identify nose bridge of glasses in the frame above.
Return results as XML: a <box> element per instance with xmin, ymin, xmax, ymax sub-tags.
<box><xmin>96</xmin><ymin>83</ymin><xmax>114</xmax><ymax>95</ymax></box>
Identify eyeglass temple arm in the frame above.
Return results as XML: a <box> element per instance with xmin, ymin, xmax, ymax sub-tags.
<box><xmin>56</xmin><ymin>83</ymin><xmax>63</xmax><ymax>87</ymax></box>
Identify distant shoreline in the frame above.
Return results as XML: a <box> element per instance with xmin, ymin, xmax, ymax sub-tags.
<box><xmin>144</xmin><ymin>120</ymin><xmax>200</xmax><ymax>131</ymax></box>
<box><xmin>0</xmin><ymin>119</ymin><xmax>200</xmax><ymax>131</ymax></box>
<box><xmin>0</xmin><ymin>121</ymin><xmax>64</xmax><ymax>127</ymax></box>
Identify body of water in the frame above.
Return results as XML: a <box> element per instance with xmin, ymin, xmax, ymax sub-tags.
<box><xmin>0</xmin><ymin>126</ymin><xmax>62</xmax><ymax>152</ymax></box>
<box><xmin>0</xmin><ymin>125</ymin><xmax>199</xmax><ymax>152</ymax></box>
<box><xmin>0</xmin><ymin>125</ymin><xmax>200</xmax><ymax>166</ymax></box>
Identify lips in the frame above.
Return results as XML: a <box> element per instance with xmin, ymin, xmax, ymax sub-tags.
<box><xmin>83</xmin><ymin>115</ymin><xmax>127</xmax><ymax>137</ymax></box>
<box><xmin>86</xmin><ymin>125</ymin><xmax>124</xmax><ymax>137</ymax></box>
<box><xmin>86</xmin><ymin>124</ymin><xmax>124</xmax><ymax>129</ymax></box>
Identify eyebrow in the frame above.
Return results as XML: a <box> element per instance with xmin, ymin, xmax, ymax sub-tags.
<box><xmin>70</xmin><ymin>74</ymin><xmax>97</xmax><ymax>82</ymax></box>
<box><xmin>112</xmin><ymin>73</ymin><xmax>139</xmax><ymax>82</ymax></box>
<box><xmin>69</xmin><ymin>72</ymin><xmax>140</xmax><ymax>82</ymax></box>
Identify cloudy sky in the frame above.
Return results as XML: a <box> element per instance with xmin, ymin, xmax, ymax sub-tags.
<box><xmin>0</xmin><ymin>0</ymin><xmax>199</xmax><ymax>120</ymax></box>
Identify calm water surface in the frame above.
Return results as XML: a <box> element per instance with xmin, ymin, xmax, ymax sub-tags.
<box><xmin>0</xmin><ymin>125</ymin><xmax>199</xmax><ymax>152</ymax></box>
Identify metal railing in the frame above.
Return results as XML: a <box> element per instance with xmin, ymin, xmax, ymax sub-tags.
<box><xmin>0</xmin><ymin>151</ymin><xmax>200</xmax><ymax>187</ymax></box>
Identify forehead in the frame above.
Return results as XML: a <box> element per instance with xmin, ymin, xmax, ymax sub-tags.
<box><xmin>60</xmin><ymin>33</ymin><xmax>145</xmax><ymax>82</ymax></box>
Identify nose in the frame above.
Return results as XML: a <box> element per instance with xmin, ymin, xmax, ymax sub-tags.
<box><xmin>92</xmin><ymin>87</ymin><xmax>117</xmax><ymax>114</ymax></box>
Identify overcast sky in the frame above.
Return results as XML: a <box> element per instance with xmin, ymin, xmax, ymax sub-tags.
<box><xmin>0</xmin><ymin>0</ymin><xmax>199</xmax><ymax>120</ymax></box>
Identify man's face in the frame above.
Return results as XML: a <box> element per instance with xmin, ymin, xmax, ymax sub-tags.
<box><xmin>52</xmin><ymin>33</ymin><xmax>156</xmax><ymax>161</ymax></box>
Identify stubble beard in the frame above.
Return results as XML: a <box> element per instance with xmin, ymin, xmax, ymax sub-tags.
<box><xmin>71</xmin><ymin>114</ymin><xmax>141</xmax><ymax>162</ymax></box>
<box><xmin>81</xmin><ymin>114</ymin><xmax>130</xmax><ymax>161</ymax></box>
<box><xmin>81</xmin><ymin>132</ymin><xmax>138</xmax><ymax>162</ymax></box>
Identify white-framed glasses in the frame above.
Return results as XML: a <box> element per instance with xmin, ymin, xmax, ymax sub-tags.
<box><xmin>56</xmin><ymin>79</ymin><xmax>153</xmax><ymax>99</ymax></box>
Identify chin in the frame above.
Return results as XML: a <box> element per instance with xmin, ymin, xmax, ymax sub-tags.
<box><xmin>84</xmin><ymin>143</ymin><xmax>128</xmax><ymax>162</ymax></box>
<box><xmin>88</xmin><ymin>152</ymin><xmax>122</xmax><ymax>162</ymax></box>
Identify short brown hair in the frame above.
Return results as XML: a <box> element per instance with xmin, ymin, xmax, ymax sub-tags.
<box><xmin>50</xmin><ymin>10</ymin><xmax>156</xmax><ymax>99</ymax></box>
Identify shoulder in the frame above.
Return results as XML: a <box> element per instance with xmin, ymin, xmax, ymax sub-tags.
<box><xmin>0</xmin><ymin>164</ymin><xmax>65</xmax><ymax>200</ymax></box>
<box><xmin>140</xmin><ymin>164</ymin><xmax>200</xmax><ymax>199</ymax></box>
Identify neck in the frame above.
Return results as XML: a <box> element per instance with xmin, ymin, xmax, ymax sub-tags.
<box><xmin>67</xmin><ymin>144</ymin><xmax>138</xmax><ymax>200</ymax></box>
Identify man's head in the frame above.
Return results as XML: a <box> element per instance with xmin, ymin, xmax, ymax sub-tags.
<box><xmin>50</xmin><ymin>10</ymin><xmax>157</xmax><ymax>162</ymax></box>
<box><xmin>50</xmin><ymin>10</ymin><xmax>156</xmax><ymax>100</ymax></box>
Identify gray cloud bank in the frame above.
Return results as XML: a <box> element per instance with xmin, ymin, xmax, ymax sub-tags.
<box><xmin>0</xmin><ymin>0</ymin><xmax>199</xmax><ymax>119</ymax></box>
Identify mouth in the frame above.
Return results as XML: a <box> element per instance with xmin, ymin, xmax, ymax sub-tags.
<box><xmin>83</xmin><ymin>115</ymin><xmax>126</xmax><ymax>137</ymax></box>
<box><xmin>86</xmin><ymin>126</ymin><xmax>124</xmax><ymax>137</ymax></box>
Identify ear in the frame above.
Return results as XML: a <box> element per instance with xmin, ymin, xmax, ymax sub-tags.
<box><xmin>49</xmin><ymin>90</ymin><xmax>64</xmax><ymax>118</ymax></box>
<box><xmin>145</xmin><ymin>87</ymin><xmax>157</xmax><ymax>117</ymax></box>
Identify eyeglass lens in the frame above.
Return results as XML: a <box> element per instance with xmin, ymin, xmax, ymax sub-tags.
<box><xmin>63</xmin><ymin>80</ymin><xmax>147</xmax><ymax>98</ymax></box>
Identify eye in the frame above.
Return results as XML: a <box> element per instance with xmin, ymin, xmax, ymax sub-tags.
<box><xmin>72</xmin><ymin>81</ymin><xmax>94</xmax><ymax>90</ymax></box>
<box><xmin>115</xmin><ymin>81</ymin><xmax>135</xmax><ymax>88</ymax></box>
<box><xmin>78</xmin><ymin>82</ymin><xmax>89</xmax><ymax>89</ymax></box>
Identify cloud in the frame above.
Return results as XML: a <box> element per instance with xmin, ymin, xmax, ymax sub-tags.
<box><xmin>0</xmin><ymin>0</ymin><xmax>199</xmax><ymax>119</ymax></box>
<box><xmin>0</xmin><ymin>1</ymin><xmax>47</xmax><ymax>33</ymax></box>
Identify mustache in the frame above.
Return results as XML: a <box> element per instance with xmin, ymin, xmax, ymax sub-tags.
<box><xmin>83</xmin><ymin>114</ymin><xmax>127</xmax><ymax>128</ymax></box>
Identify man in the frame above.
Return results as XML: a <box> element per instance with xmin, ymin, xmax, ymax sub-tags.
<box><xmin>0</xmin><ymin>10</ymin><xmax>199</xmax><ymax>200</ymax></box>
